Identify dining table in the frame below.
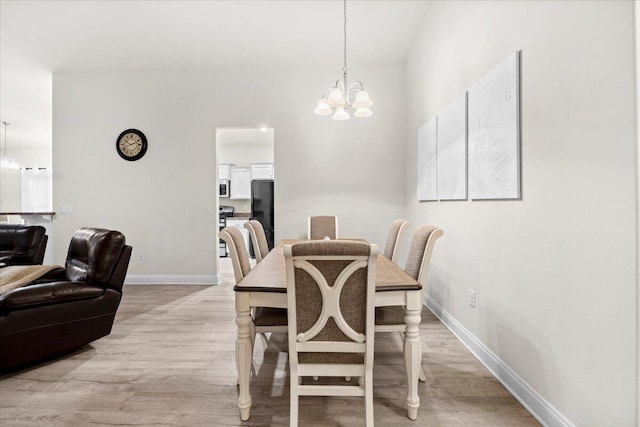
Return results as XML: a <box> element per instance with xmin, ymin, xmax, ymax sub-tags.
<box><xmin>233</xmin><ymin>239</ymin><xmax>424</xmax><ymax>421</ymax></box>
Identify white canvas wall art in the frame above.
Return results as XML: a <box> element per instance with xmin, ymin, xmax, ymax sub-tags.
<box><xmin>417</xmin><ymin>116</ymin><xmax>437</xmax><ymax>201</ymax></box>
<box><xmin>468</xmin><ymin>51</ymin><xmax>521</xmax><ymax>199</ymax></box>
<box><xmin>437</xmin><ymin>93</ymin><xmax>467</xmax><ymax>200</ymax></box>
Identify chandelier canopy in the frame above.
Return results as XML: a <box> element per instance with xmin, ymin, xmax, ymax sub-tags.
<box><xmin>1</xmin><ymin>122</ymin><xmax>19</xmax><ymax>170</ymax></box>
<box><xmin>314</xmin><ymin>0</ymin><xmax>373</xmax><ymax>120</ymax></box>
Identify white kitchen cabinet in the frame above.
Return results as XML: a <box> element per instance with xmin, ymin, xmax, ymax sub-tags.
<box><xmin>225</xmin><ymin>218</ymin><xmax>250</xmax><ymax>254</ymax></box>
<box><xmin>251</xmin><ymin>163</ymin><xmax>274</xmax><ymax>180</ymax></box>
<box><xmin>219</xmin><ymin>164</ymin><xmax>232</xmax><ymax>181</ymax></box>
<box><xmin>230</xmin><ymin>167</ymin><xmax>251</xmax><ymax>199</ymax></box>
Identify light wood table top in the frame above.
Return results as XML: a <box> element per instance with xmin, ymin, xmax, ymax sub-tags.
<box><xmin>233</xmin><ymin>239</ymin><xmax>420</xmax><ymax>293</ymax></box>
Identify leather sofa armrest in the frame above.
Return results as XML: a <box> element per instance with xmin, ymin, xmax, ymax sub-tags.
<box><xmin>30</xmin><ymin>267</ymin><xmax>68</xmax><ymax>284</ymax></box>
<box><xmin>0</xmin><ymin>282</ymin><xmax>105</xmax><ymax>312</ymax></box>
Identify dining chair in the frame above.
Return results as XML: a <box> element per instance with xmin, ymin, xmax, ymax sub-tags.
<box><xmin>285</xmin><ymin>240</ymin><xmax>378</xmax><ymax>427</ymax></box>
<box><xmin>307</xmin><ymin>215</ymin><xmax>338</xmax><ymax>240</ymax></box>
<box><xmin>375</xmin><ymin>224</ymin><xmax>443</xmax><ymax>382</ymax></box>
<box><xmin>219</xmin><ymin>226</ymin><xmax>288</xmax><ymax>350</ymax></box>
<box><xmin>244</xmin><ymin>220</ymin><xmax>269</xmax><ymax>263</ymax></box>
<box><xmin>382</xmin><ymin>219</ymin><xmax>410</xmax><ymax>264</ymax></box>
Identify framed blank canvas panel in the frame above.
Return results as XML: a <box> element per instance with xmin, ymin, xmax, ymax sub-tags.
<box><xmin>417</xmin><ymin>116</ymin><xmax>437</xmax><ymax>201</ymax></box>
<box><xmin>468</xmin><ymin>51</ymin><xmax>521</xmax><ymax>199</ymax></box>
<box><xmin>437</xmin><ymin>93</ymin><xmax>467</xmax><ymax>200</ymax></box>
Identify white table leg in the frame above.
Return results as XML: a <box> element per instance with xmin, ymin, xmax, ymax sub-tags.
<box><xmin>236</xmin><ymin>293</ymin><xmax>253</xmax><ymax>421</ymax></box>
<box><xmin>404</xmin><ymin>294</ymin><xmax>422</xmax><ymax>420</ymax></box>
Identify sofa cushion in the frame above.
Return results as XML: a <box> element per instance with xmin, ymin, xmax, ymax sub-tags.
<box><xmin>0</xmin><ymin>225</ymin><xmax>47</xmax><ymax>265</ymax></box>
<box><xmin>0</xmin><ymin>282</ymin><xmax>105</xmax><ymax>312</ymax></box>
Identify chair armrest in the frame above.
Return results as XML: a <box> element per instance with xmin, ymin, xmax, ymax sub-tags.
<box><xmin>29</xmin><ymin>267</ymin><xmax>68</xmax><ymax>284</ymax></box>
<box><xmin>0</xmin><ymin>282</ymin><xmax>105</xmax><ymax>312</ymax></box>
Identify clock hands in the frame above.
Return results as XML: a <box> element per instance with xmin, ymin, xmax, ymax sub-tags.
<box><xmin>117</xmin><ymin>129</ymin><xmax>147</xmax><ymax>161</ymax></box>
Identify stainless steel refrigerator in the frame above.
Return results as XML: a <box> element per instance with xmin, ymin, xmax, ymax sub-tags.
<box><xmin>251</xmin><ymin>180</ymin><xmax>274</xmax><ymax>251</ymax></box>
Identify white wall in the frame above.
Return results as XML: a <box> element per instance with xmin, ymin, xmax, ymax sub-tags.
<box><xmin>405</xmin><ymin>1</ymin><xmax>637</xmax><ymax>425</ymax></box>
<box><xmin>53</xmin><ymin>63</ymin><xmax>406</xmax><ymax>281</ymax></box>
<box><xmin>10</xmin><ymin>147</ymin><xmax>51</xmax><ymax>167</ymax></box>
<box><xmin>0</xmin><ymin>168</ymin><xmax>21</xmax><ymax>211</ymax></box>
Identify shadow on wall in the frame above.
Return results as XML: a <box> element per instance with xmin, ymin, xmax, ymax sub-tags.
<box><xmin>481</xmin><ymin>302</ymin><xmax>563</xmax><ymax>410</ymax></box>
<box><xmin>426</xmin><ymin>255</ymin><xmax>572</xmax><ymax>420</ymax></box>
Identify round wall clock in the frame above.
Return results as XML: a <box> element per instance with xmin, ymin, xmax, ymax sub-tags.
<box><xmin>116</xmin><ymin>129</ymin><xmax>148</xmax><ymax>161</ymax></box>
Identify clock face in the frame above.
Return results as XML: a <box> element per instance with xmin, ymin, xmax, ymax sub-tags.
<box><xmin>116</xmin><ymin>129</ymin><xmax>147</xmax><ymax>161</ymax></box>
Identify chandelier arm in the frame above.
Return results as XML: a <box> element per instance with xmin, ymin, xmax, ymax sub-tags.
<box><xmin>347</xmin><ymin>81</ymin><xmax>364</xmax><ymax>95</ymax></box>
<box><xmin>345</xmin><ymin>82</ymin><xmax>364</xmax><ymax>104</ymax></box>
<box><xmin>321</xmin><ymin>87</ymin><xmax>333</xmax><ymax>99</ymax></box>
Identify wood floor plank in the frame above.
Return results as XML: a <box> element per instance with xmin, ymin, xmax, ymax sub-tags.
<box><xmin>0</xmin><ymin>260</ymin><xmax>540</xmax><ymax>426</ymax></box>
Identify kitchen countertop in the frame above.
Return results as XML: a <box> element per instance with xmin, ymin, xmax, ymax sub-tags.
<box><xmin>1</xmin><ymin>212</ymin><xmax>56</xmax><ymax>215</ymax></box>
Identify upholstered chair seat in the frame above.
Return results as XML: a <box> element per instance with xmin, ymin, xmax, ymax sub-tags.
<box><xmin>374</xmin><ymin>305</ymin><xmax>405</xmax><ymax>325</ymax></box>
<box><xmin>253</xmin><ymin>306</ymin><xmax>289</xmax><ymax>327</ymax></box>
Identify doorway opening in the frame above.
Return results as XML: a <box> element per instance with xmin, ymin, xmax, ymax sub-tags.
<box><xmin>215</xmin><ymin>127</ymin><xmax>275</xmax><ymax>280</ymax></box>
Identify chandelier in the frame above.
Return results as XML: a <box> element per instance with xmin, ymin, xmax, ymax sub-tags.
<box><xmin>1</xmin><ymin>122</ymin><xmax>19</xmax><ymax>170</ymax></box>
<box><xmin>314</xmin><ymin>0</ymin><xmax>373</xmax><ymax>120</ymax></box>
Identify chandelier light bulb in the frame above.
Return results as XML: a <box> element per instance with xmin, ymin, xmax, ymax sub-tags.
<box><xmin>314</xmin><ymin>99</ymin><xmax>334</xmax><ymax>116</ymax></box>
<box><xmin>0</xmin><ymin>158</ymin><xmax>19</xmax><ymax>170</ymax></box>
<box><xmin>326</xmin><ymin>88</ymin><xmax>346</xmax><ymax>108</ymax></box>
<box><xmin>353</xmin><ymin>107</ymin><xmax>373</xmax><ymax>118</ymax></box>
<box><xmin>332</xmin><ymin>107</ymin><xmax>350</xmax><ymax>121</ymax></box>
<box><xmin>352</xmin><ymin>90</ymin><xmax>373</xmax><ymax>108</ymax></box>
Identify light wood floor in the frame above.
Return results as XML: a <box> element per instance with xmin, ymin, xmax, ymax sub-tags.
<box><xmin>0</xmin><ymin>259</ymin><xmax>539</xmax><ymax>426</ymax></box>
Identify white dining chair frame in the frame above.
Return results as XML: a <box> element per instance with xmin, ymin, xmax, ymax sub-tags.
<box><xmin>375</xmin><ymin>227</ymin><xmax>444</xmax><ymax>382</ymax></box>
<box><xmin>285</xmin><ymin>244</ymin><xmax>378</xmax><ymax>427</ymax></box>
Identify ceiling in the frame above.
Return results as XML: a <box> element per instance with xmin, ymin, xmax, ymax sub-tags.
<box><xmin>0</xmin><ymin>0</ymin><xmax>429</xmax><ymax>148</ymax></box>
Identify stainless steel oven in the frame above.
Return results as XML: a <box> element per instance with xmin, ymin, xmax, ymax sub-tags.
<box><xmin>219</xmin><ymin>205</ymin><xmax>234</xmax><ymax>257</ymax></box>
<box><xmin>219</xmin><ymin>179</ymin><xmax>229</xmax><ymax>198</ymax></box>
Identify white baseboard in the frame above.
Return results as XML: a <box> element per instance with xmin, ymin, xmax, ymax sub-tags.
<box><xmin>425</xmin><ymin>296</ymin><xmax>575</xmax><ymax>427</ymax></box>
<box><xmin>125</xmin><ymin>275</ymin><xmax>218</xmax><ymax>285</ymax></box>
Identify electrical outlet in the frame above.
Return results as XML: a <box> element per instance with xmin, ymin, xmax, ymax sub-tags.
<box><xmin>139</xmin><ymin>252</ymin><xmax>145</xmax><ymax>262</ymax></box>
<box><xmin>469</xmin><ymin>290</ymin><xmax>476</xmax><ymax>308</ymax></box>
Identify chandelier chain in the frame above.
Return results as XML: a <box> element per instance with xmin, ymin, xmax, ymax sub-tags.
<box><xmin>314</xmin><ymin>0</ymin><xmax>372</xmax><ymax>119</ymax></box>
<box><xmin>343</xmin><ymin>0</ymin><xmax>347</xmax><ymax>79</ymax></box>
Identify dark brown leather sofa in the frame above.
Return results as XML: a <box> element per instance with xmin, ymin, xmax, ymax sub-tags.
<box><xmin>0</xmin><ymin>228</ymin><xmax>132</xmax><ymax>371</ymax></box>
<box><xmin>0</xmin><ymin>224</ymin><xmax>48</xmax><ymax>266</ymax></box>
